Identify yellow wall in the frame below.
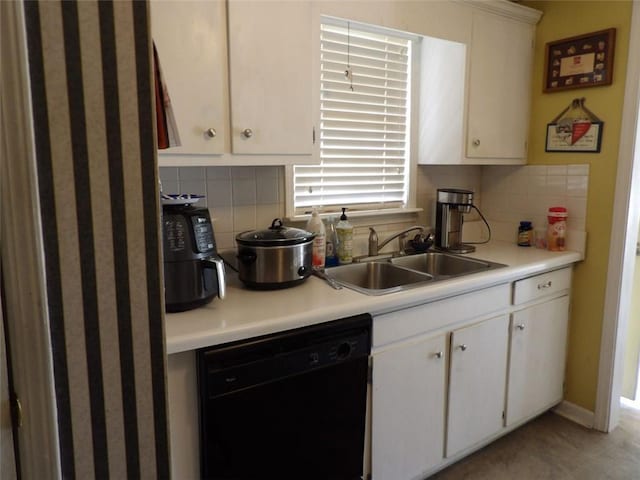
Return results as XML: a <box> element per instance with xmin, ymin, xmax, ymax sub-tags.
<box><xmin>523</xmin><ymin>1</ymin><xmax>632</xmax><ymax>410</ymax></box>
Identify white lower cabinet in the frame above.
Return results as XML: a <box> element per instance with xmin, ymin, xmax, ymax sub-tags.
<box><xmin>372</xmin><ymin>334</ymin><xmax>447</xmax><ymax>480</ymax></box>
<box><xmin>370</xmin><ymin>268</ymin><xmax>572</xmax><ymax>479</ymax></box>
<box><xmin>372</xmin><ymin>314</ymin><xmax>511</xmax><ymax>480</ymax></box>
<box><xmin>506</xmin><ymin>296</ymin><xmax>570</xmax><ymax>426</ymax></box>
<box><xmin>446</xmin><ymin>315</ymin><xmax>509</xmax><ymax>457</ymax></box>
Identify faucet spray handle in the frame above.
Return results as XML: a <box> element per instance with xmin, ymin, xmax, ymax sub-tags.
<box><xmin>368</xmin><ymin>227</ymin><xmax>379</xmax><ymax>256</ymax></box>
<box><xmin>409</xmin><ymin>231</ymin><xmax>435</xmax><ymax>252</ymax></box>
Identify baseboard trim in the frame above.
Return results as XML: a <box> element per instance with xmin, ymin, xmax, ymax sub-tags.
<box><xmin>552</xmin><ymin>400</ymin><xmax>595</xmax><ymax>428</ymax></box>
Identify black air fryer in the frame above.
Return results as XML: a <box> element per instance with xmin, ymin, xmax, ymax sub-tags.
<box><xmin>162</xmin><ymin>204</ymin><xmax>225</xmax><ymax>312</ymax></box>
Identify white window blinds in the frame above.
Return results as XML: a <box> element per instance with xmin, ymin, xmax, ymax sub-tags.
<box><xmin>294</xmin><ymin>21</ymin><xmax>412</xmax><ymax>214</ymax></box>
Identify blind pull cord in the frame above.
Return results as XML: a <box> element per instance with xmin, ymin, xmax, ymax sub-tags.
<box><xmin>345</xmin><ymin>22</ymin><xmax>354</xmax><ymax>91</ymax></box>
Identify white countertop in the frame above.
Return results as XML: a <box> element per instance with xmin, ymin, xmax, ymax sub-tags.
<box><xmin>164</xmin><ymin>241</ymin><xmax>583</xmax><ymax>354</ymax></box>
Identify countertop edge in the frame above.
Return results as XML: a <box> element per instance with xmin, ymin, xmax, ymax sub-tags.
<box><xmin>165</xmin><ymin>243</ymin><xmax>582</xmax><ymax>354</ymax></box>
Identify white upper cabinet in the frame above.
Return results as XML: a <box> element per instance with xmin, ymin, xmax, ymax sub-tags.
<box><xmin>227</xmin><ymin>0</ymin><xmax>313</xmax><ymax>155</ymax></box>
<box><xmin>418</xmin><ymin>1</ymin><xmax>541</xmax><ymax>165</ymax></box>
<box><xmin>150</xmin><ymin>0</ymin><xmax>228</xmax><ymax>156</ymax></box>
<box><xmin>151</xmin><ymin>0</ymin><xmax>539</xmax><ymax>166</ymax></box>
<box><xmin>150</xmin><ymin>0</ymin><xmax>314</xmax><ymax>165</ymax></box>
<box><xmin>466</xmin><ymin>10</ymin><xmax>535</xmax><ymax>162</ymax></box>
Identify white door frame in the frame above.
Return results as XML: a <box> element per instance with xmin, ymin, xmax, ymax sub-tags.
<box><xmin>595</xmin><ymin>0</ymin><xmax>640</xmax><ymax>432</ymax></box>
<box><xmin>1</xmin><ymin>1</ymin><xmax>61</xmax><ymax>475</ymax></box>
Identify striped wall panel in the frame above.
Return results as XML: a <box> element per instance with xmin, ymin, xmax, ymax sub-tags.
<box><xmin>23</xmin><ymin>1</ymin><xmax>169</xmax><ymax>478</ymax></box>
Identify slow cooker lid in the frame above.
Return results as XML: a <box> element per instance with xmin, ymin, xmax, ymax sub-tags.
<box><xmin>236</xmin><ymin>218</ymin><xmax>315</xmax><ymax>246</ymax></box>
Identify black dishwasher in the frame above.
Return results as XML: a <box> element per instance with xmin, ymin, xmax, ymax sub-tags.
<box><xmin>197</xmin><ymin>313</ymin><xmax>372</xmax><ymax>480</ymax></box>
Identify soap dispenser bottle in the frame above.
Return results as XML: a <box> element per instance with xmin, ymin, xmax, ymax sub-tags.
<box><xmin>336</xmin><ymin>208</ymin><xmax>354</xmax><ymax>264</ymax></box>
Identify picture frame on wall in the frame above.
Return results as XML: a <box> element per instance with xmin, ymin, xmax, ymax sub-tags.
<box><xmin>545</xmin><ymin>121</ymin><xmax>603</xmax><ymax>153</ymax></box>
<box><xmin>545</xmin><ymin>98</ymin><xmax>603</xmax><ymax>153</ymax></box>
<box><xmin>543</xmin><ymin>28</ymin><xmax>616</xmax><ymax>93</ymax></box>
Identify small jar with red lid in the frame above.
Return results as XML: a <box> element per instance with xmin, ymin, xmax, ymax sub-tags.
<box><xmin>547</xmin><ymin>207</ymin><xmax>568</xmax><ymax>251</ymax></box>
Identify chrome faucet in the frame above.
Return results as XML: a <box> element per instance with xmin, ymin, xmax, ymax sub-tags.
<box><xmin>368</xmin><ymin>226</ymin><xmax>426</xmax><ymax>257</ymax></box>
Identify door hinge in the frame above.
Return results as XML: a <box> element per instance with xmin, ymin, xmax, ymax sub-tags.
<box><xmin>312</xmin><ymin>126</ymin><xmax>316</xmax><ymax>145</ymax></box>
<box><xmin>367</xmin><ymin>363</ymin><xmax>373</xmax><ymax>384</ymax></box>
<box><xmin>502</xmin><ymin>410</ymin><xmax>505</xmax><ymax>420</ymax></box>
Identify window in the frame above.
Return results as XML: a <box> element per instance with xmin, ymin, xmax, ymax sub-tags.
<box><xmin>293</xmin><ymin>19</ymin><xmax>414</xmax><ymax>215</ymax></box>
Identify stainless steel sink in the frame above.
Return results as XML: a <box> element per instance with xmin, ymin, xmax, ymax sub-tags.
<box><xmin>390</xmin><ymin>251</ymin><xmax>505</xmax><ymax>278</ymax></box>
<box><xmin>323</xmin><ymin>262</ymin><xmax>433</xmax><ymax>295</ymax></box>
<box><xmin>323</xmin><ymin>251</ymin><xmax>505</xmax><ymax>295</ymax></box>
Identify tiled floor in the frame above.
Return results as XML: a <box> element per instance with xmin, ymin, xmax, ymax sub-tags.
<box><xmin>431</xmin><ymin>401</ymin><xmax>640</xmax><ymax>479</ymax></box>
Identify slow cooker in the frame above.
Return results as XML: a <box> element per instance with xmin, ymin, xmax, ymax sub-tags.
<box><xmin>235</xmin><ymin>218</ymin><xmax>315</xmax><ymax>289</ymax></box>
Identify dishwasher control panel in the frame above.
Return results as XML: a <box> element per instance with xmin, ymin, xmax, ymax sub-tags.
<box><xmin>198</xmin><ymin>314</ymin><xmax>372</xmax><ymax>398</ymax></box>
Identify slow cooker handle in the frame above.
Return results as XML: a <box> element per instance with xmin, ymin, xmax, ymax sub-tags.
<box><xmin>202</xmin><ymin>256</ymin><xmax>226</xmax><ymax>300</ymax></box>
<box><xmin>237</xmin><ymin>251</ymin><xmax>257</xmax><ymax>265</ymax></box>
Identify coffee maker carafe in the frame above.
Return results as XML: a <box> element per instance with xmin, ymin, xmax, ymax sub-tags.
<box><xmin>435</xmin><ymin>188</ymin><xmax>476</xmax><ymax>254</ymax></box>
<box><xmin>162</xmin><ymin>204</ymin><xmax>226</xmax><ymax>312</ymax></box>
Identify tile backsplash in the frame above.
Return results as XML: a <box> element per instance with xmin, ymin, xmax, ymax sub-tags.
<box><xmin>160</xmin><ymin>166</ymin><xmax>285</xmax><ymax>250</ymax></box>
<box><xmin>480</xmin><ymin>164</ymin><xmax>589</xmax><ymax>248</ymax></box>
<box><xmin>161</xmin><ymin>163</ymin><xmax>589</xmax><ymax>254</ymax></box>
<box><xmin>416</xmin><ymin>165</ymin><xmax>483</xmax><ymax>226</ymax></box>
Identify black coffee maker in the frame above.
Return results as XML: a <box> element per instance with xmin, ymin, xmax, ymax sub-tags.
<box><xmin>162</xmin><ymin>203</ymin><xmax>226</xmax><ymax>312</ymax></box>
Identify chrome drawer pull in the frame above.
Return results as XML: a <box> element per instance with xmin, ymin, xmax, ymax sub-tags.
<box><xmin>433</xmin><ymin>351</ymin><xmax>443</xmax><ymax>359</ymax></box>
<box><xmin>457</xmin><ymin>344</ymin><xmax>468</xmax><ymax>352</ymax></box>
<box><xmin>537</xmin><ymin>280</ymin><xmax>552</xmax><ymax>290</ymax></box>
<box><xmin>516</xmin><ymin>324</ymin><xmax>525</xmax><ymax>331</ymax></box>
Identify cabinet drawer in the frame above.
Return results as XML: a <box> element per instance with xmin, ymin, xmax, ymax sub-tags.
<box><xmin>513</xmin><ymin>267</ymin><xmax>571</xmax><ymax>305</ymax></box>
<box><xmin>374</xmin><ymin>284</ymin><xmax>510</xmax><ymax>348</ymax></box>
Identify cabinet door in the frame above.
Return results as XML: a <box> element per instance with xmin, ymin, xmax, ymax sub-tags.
<box><xmin>372</xmin><ymin>334</ymin><xmax>447</xmax><ymax>479</ymax></box>
<box><xmin>227</xmin><ymin>0</ymin><xmax>313</xmax><ymax>155</ymax></box>
<box><xmin>447</xmin><ymin>315</ymin><xmax>509</xmax><ymax>457</ymax></box>
<box><xmin>506</xmin><ymin>296</ymin><xmax>570</xmax><ymax>426</ymax></box>
<box><xmin>466</xmin><ymin>11</ymin><xmax>534</xmax><ymax>161</ymax></box>
<box><xmin>150</xmin><ymin>0</ymin><xmax>228</xmax><ymax>155</ymax></box>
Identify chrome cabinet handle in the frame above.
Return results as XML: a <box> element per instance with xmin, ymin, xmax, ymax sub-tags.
<box><xmin>516</xmin><ymin>324</ymin><xmax>525</xmax><ymax>331</ymax></box>
<box><xmin>472</xmin><ymin>138</ymin><xmax>481</xmax><ymax>147</ymax></box>
<box><xmin>241</xmin><ymin>128</ymin><xmax>253</xmax><ymax>138</ymax></box>
<box><xmin>205</xmin><ymin>128</ymin><xmax>217</xmax><ymax>138</ymax></box>
<box><xmin>457</xmin><ymin>344</ymin><xmax>468</xmax><ymax>352</ymax></box>
<box><xmin>537</xmin><ymin>280</ymin><xmax>552</xmax><ymax>290</ymax></box>
<box><xmin>433</xmin><ymin>351</ymin><xmax>443</xmax><ymax>359</ymax></box>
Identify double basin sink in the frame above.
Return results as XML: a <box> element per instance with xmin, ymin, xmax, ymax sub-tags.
<box><xmin>323</xmin><ymin>251</ymin><xmax>506</xmax><ymax>295</ymax></box>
